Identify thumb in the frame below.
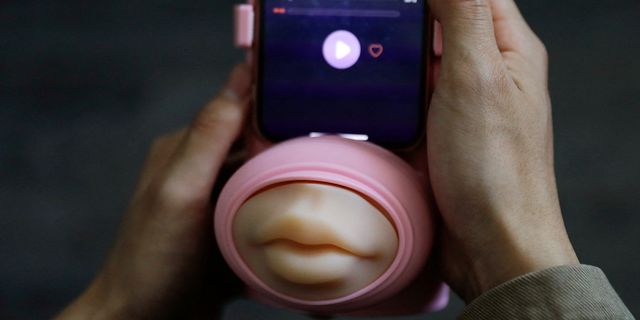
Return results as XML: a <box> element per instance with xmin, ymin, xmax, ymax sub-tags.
<box><xmin>428</xmin><ymin>0</ymin><xmax>501</xmax><ymax>64</ymax></box>
<box><xmin>158</xmin><ymin>64</ymin><xmax>251</xmax><ymax>208</ymax></box>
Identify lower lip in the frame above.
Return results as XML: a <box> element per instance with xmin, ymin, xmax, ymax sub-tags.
<box><xmin>263</xmin><ymin>240</ymin><xmax>357</xmax><ymax>285</ymax></box>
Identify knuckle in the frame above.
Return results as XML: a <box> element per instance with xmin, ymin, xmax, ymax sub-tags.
<box><xmin>192</xmin><ymin>100</ymin><xmax>242</xmax><ymax>134</ymax></box>
<box><xmin>536</xmin><ymin>40</ymin><xmax>548</xmax><ymax>63</ymax></box>
<box><xmin>528</xmin><ymin>34</ymin><xmax>548</xmax><ymax>63</ymax></box>
<box><xmin>526</xmin><ymin>38</ymin><xmax>549</xmax><ymax>78</ymax></box>
<box><xmin>149</xmin><ymin>130</ymin><xmax>184</xmax><ymax>154</ymax></box>
<box><xmin>152</xmin><ymin>176</ymin><xmax>207</xmax><ymax>213</ymax></box>
<box><xmin>461</xmin><ymin>59</ymin><xmax>512</xmax><ymax>94</ymax></box>
<box><xmin>156</xmin><ymin>179</ymin><xmax>186</xmax><ymax>209</ymax></box>
<box><xmin>453</xmin><ymin>0</ymin><xmax>490</xmax><ymax>12</ymax></box>
<box><xmin>452</xmin><ymin>0</ymin><xmax>492</xmax><ymax>23</ymax></box>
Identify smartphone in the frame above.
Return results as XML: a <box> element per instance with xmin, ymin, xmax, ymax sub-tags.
<box><xmin>254</xmin><ymin>0</ymin><xmax>432</xmax><ymax>149</ymax></box>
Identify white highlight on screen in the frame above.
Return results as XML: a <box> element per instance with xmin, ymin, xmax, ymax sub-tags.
<box><xmin>309</xmin><ymin>132</ymin><xmax>369</xmax><ymax>141</ymax></box>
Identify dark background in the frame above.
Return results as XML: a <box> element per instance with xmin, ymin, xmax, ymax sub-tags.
<box><xmin>1</xmin><ymin>0</ymin><xmax>638</xmax><ymax>319</ymax></box>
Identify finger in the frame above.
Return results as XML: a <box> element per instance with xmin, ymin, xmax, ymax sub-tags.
<box><xmin>156</xmin><ymin>64</ymin><xmax>252</xmax><ymax>211</ymax></box>
<box><xmin>489</xmin><ymin>0</ymin><xmax>548</xmax><ymax>83</ymax></box>
<box><xmin>490</xmin><ymin>0</ymin><xmax>531</xmax><ymax>52</ymax></box>
<box><xmin>427</xmin><ymin>0</ymin><xmax>502</xmax><ymax>64</ymax></box>
<box><xmin>134</xmin><ymin>128</ymin><xmax>188</xmax><ymax>199</ymax></box>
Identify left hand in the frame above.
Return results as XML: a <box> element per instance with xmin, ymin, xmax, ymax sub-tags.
<box><xmin>55</xmin><ymin>64</ymin><xmax>251</xmax><ymax>320</ymax></box>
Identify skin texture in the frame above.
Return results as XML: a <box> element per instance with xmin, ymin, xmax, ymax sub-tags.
<box><xmin>55</xmin><ymin>0</ymin><xmax>580</xmax><ymax>317</ymax></box>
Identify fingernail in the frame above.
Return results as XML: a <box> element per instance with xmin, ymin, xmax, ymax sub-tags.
<box><xmin>223</xmin><ymin>64</ymin><xmax>251</xmax><ymax>103</ymax></box>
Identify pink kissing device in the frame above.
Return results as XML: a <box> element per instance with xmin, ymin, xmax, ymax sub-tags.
<box><xmin>213</xmin><ymin>2</ymin><xmax>447</xmax><ymax>316</ymax></box>
<box><xmin>214</xmin><ymin>136</ymin><xmax>448</xmax><ymax>316</ymax></box>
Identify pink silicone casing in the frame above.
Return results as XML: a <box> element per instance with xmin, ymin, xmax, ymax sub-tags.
<box><xmin>433</xmin><ymin>20</ymin><xmax>442</xmax><ymax>57</ymax></box>
<box><xmin>234</xmin><ymin>4</ymin><xmax>254</xmax><ymax>48</ymax></box>
<box><xmin>214</xmin><ymin>136</ymin><xmax>448</xmax><ymax>314</ymax></box>
<box><xmin>229</xmin><ymin>3</ymin><xmax>448</xmax><ymax>315</ymax></box>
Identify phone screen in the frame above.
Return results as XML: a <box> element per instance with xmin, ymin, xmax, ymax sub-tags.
<box><xmin>257</xmin><ymin>0</ymin><xmax>428</xmax><ymax>148</ymax></box>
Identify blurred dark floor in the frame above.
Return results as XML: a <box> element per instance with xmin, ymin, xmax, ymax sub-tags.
<box><xmin>1</xmin><ymin>0</ymin><xmax>638</xmax><ymax>319</ymax></box>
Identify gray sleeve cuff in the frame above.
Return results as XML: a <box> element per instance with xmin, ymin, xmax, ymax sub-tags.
<box><xmin>456</xmin><ymin>264</ymin><xmax>635</xmax><ymax>320</ymax></box>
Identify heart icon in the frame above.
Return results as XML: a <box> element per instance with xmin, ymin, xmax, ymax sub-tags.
<box><xmin>368</xmin><ymin>44</ymin><xmax>383</xmax><ymax>58</ymax></box>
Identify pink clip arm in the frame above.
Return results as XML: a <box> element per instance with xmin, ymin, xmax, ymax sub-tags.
<box><xmin>234</xmin><ymin>4</ymin><xmax>254</xmax><ymax>48</ymax></box>
<box><xmin>433</xmin><ymin>21</ymin><xmax>442</xmax><ymax>57</ymax></box>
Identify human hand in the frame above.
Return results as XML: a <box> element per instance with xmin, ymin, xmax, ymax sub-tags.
<box><xmin>425</xmin><ymin>0</ymin><xmax>579</xmax><ymax>303</ymax></box>
<box><xmin>55</xmin><ymin>65</ymin><xmax>251</xmax><ymax>319</ymax></box>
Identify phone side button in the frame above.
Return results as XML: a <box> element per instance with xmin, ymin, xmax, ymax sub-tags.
<box><xmin>235</xmin><ymin>4</ymin><xmax>254</xmax><ymax>48</ymax></box>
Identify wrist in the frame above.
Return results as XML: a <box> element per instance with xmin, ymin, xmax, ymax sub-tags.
<box><xmin>467</xmin><ymin>218</ymin><xmax>580</xmax><ymax>303</ymax></box>
<box><xmin>441</xmin><ymin>166</ymin><xmax>580</xmax><ymax>302</ymax></box>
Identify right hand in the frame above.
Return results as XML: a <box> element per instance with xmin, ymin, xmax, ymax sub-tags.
<box><xmin>425</xmin><ymin>0</ymin><xmax>579</xmax><ymax>303</ymax></box>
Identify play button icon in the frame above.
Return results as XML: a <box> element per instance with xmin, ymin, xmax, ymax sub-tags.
<box><xmin>335</xmin><ymin>41</ymin><xmax>351</xmax><ymax>59</ymax></box>
<box><xmin>323</xmin><ymin>30</ymin><xmax>361</xmax><ymax>69</ymax></box>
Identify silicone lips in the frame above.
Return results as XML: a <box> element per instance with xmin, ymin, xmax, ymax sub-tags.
<box><xmin>262</xmin><ymin>240</ymin><xmax>358</xmax><ymax>285</ymax></box>
<box><xmin>253</xmin><ymin>213</ymin><xmax>380</xmax><ymax>285</ymax></box>
<box><xmin>232</xmin><ymin>183</ymin><xmax>399</xmax><ymax>300</ymax></box>
<box><xmin>253</xmin><ymin>213</ymin><xmax>382</xmax><ymax>257</ymax></box>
